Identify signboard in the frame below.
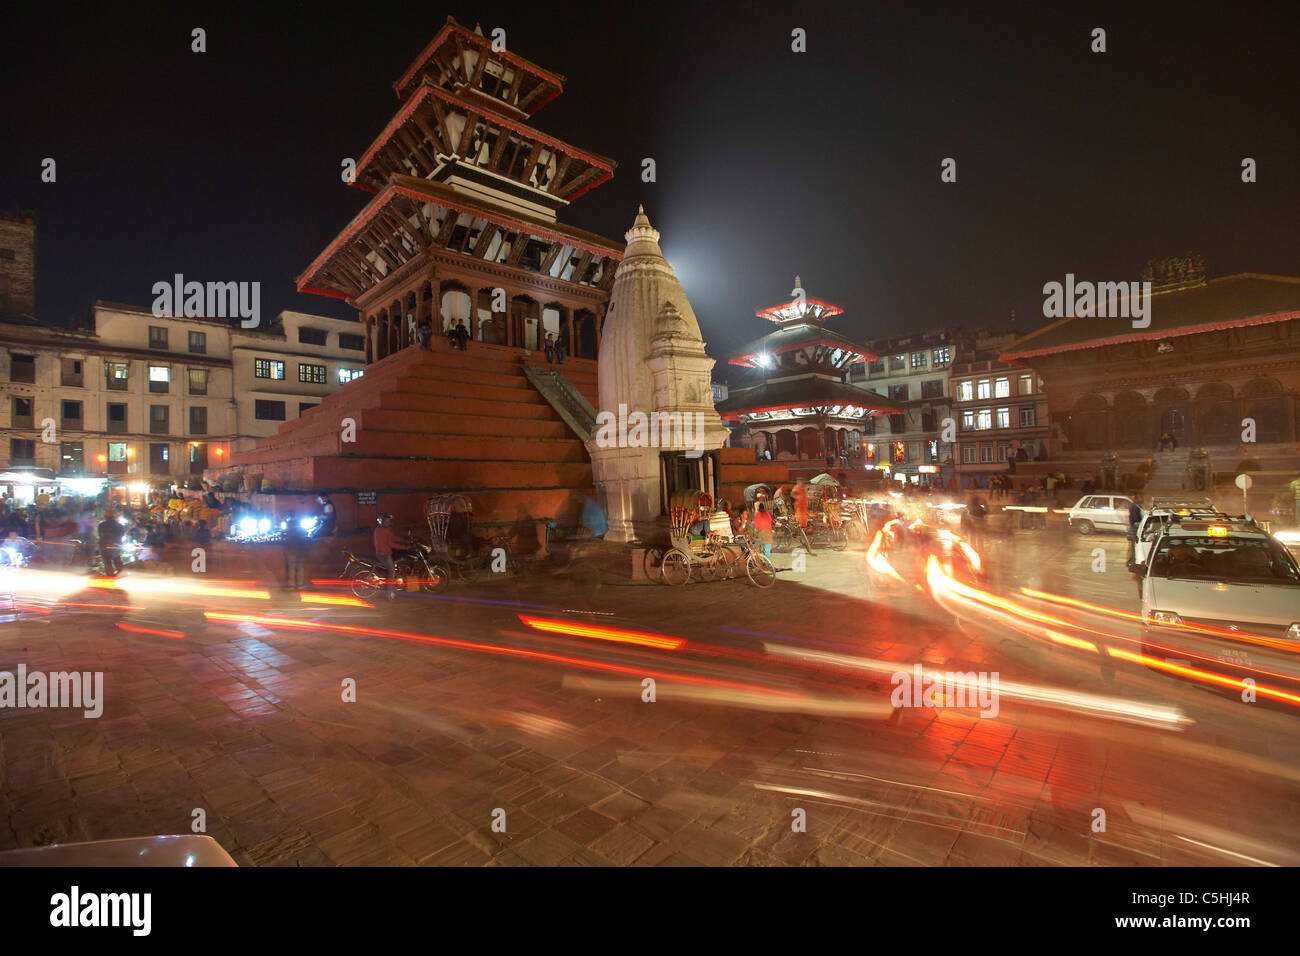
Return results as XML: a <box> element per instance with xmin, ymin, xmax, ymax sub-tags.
<box><xmin>1234</xmin><ymin>474</ymin><xmax>1252</xmax><ymax>491</ymax></box>
<box><xmin>357</xmin><ymin>491</ymin><xmax>377</xmax><ymax>505</ymax></box>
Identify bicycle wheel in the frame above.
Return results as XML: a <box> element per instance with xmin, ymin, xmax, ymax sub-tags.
<box><xmin>828</xmin><ymin>527</ymin><xmax>848</xmax><ymax>552</ymax></box>
<box><xmin>642</xmin><ymin>547</ymin><xmax>664</xmax><ymax>581</ymax></box>
<box><xmin>660</xmin><ymin>548</ymin><xmax>692</xmax><ymax>586</ymax></box>
<box><xmin>746</xmin><ymin>552</ymin><xmax>777</xmax><ymax>588</ymax></box>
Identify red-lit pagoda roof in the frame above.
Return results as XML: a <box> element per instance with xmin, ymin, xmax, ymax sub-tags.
<box><xmin>394</xmin><ymin>17</ymin><xmax>565</xmax><ymax>114</ymax></box>
<box><xmin>296</xmin><ymin>175</ymin><xmax>622</xmax><ymax>302</ymax></box>
<box><xmin>756</xmin><ymin>296</ymin><xmax>844</xmax><ymax>324</ymax></box>
<box><xmin>729</xmin><ymin>324</ymin><xmax>875</xmax><ymax>368</ymax></box>
<box><xmin>352</xmin><ymin>80</ymin><xmax>615</xmax><ymax>201</ymax></box>
<box><xmin>716</xmin><ymin>378</ymin><xmax>900</xmax><ymax>421</ymax></box>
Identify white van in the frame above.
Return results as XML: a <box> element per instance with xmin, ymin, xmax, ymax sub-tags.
<box><xmin>1067</xmin><ymin>494</ymin><xmax>1136</xmax><ymax>535</ymax></box>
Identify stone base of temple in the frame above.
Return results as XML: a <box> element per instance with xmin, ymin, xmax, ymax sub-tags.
<box><xmin>209</xmin><ymin>336</ymin><xmax>600</xmax><ymax>532</ymax></box>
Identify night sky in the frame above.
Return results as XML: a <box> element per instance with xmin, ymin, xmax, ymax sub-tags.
<box><xmin>3</xmin><ymin>1</ymin><xmax>1296</xmax><ymax>377</ymax></box>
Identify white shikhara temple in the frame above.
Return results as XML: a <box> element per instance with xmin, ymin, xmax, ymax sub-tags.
<box><xmin>590</xmin><ymin>207</ymin><xmax>729</xmax><ymax>542</ymax></box>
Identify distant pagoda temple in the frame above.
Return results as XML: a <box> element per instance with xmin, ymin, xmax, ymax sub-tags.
<box><xmin>296</xmin><ymin>17</ymin><xmax>623</xmax><ymax>361</ymax></box>
<box><xmin>716</xmin><ymin>278</ymin><xmax>899</xmax><ymax>469</ymax></box>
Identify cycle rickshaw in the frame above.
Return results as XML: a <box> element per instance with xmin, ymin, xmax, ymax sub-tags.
<box><xmin>657</xmin><ymin>489</ymin><xmax>776</xmax><ymax>587</ymax></box>
<box><xmin>425</xmin><ymin>494</ymin><xmax>517</xmax><ymax>582</ymax></box>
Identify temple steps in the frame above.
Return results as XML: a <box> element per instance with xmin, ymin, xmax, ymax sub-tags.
<box><xmin>223</xmin><ymin>339</ymin><xmax>602</xmax><ymax>525</ymax></box>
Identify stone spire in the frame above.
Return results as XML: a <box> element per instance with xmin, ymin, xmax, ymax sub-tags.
<box><xmin>597</xmin><ymin>206</ymin><xmax>706</xmax><ymax>415</ymax></box>
<box><xmin>590</xmin><ymin>207</ymin><xmax>729</xmax><ymax>542</ymax></box>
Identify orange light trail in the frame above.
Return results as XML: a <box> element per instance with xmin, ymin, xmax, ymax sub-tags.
<box><xmin>918</xmin><ymin>553</ymin><xmax>1300</xmax><ymax>705</ymax></box>
<box><xmin>1106</xmin><ymin>646</ymin><xmax>1300</xmax><ymax>706</ymax></box>
<box><xmin>1020</xmin><ymin>587</ymin><xmax>1300</xmax><ymax>653</ymax></box>
<box><xmin>89</xmin><ymin>578</ymin><xmax>272</xmax><ymax>601</ymax></box>
<box><xmin>300</xmin><ymin>592</ymin><xmax>374</xmax><ymax>608</ymax></box>
<box><xmin>203</xmin><ymin>611</ymin><xmax>807</xmax><ymax>699</ymax></box>
<box><xmin>116</xmin><ymin>622</ymin><xmax>186</xmax><ymax>639</ymax></box>
<box><xmin>517</xmin><ymin>614</ymin><xmax>685</xmax><ymax>650</ymax></box>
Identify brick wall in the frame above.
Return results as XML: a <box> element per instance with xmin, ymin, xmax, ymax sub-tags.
<box><xmin>0</xmin><ymin>215</ymin><xmax>37</xmax><ymax>321</ymax></box>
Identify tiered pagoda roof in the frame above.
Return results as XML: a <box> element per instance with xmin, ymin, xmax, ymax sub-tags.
<box><xmin>296</xmin><ymin>17</ymin><xmax>620</xmax><ymax>306</ymax></box>
<box><xmin>717</xmin><ymin>277</ymin><xmax>899</xmax><ymax>423</ymax></box>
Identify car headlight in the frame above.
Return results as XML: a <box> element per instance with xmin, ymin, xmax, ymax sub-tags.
<box><xmin>1287</xmin><ymin>622</ymin><xmax>1300</xmax><ymax>641</ymax></box>
<box><xmin>1149</xmin><ymin>610</ymin><xmax>1183</xmax><ymax>625</ymax></box>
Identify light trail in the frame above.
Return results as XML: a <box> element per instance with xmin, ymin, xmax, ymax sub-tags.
<box><xmin>518</xmin><ymin>614</ymin><xmax>685</xmax><ymax>650</ymax></box>
<box><xmin>203</xmin><ymin>611</ymin><xmax>810</xmax><ymax>700</ymax></box>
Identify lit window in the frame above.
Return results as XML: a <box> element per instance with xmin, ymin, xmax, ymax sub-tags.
<box><xmin>976</xmin><ymin>379</ymin><xmax>991</xmax><ymax>400</ymax></box>
<box><xmin>995</xmin><ymin>377</ymin><xmax>1010</xmax><ymax>398</ymax></box>
<box><xmin>932</xmin><ymin>347</ymin><xmax>951</xmax><ymax>366</ymax></box>
<box><xmin>338</xmin><ymin>367</ymin><xmax>364</xmax><ymax>384</ymax></box>
<box><xmin>105</xmin><ymin>362</ymin><xmax>129</xmax><ymax>389</ymax></box>
<box><xmin>108</xmin><ymin>442</ymin><xmax>128</xmax><ymax>462</ymax></box>
<box><xmin>996</xmin><ymin>407</ymin><xmax>1010</xmax><ymax>428</ymax></box>
<box><xmin>910</xmin><ymin>352</ymin><xmax>927</xmax><ymax>369</ymax></box>
<box><xmin>298</xmin><ymin>363</ymin><xmax>327</xmax><ymax>384</ymax></box>
<box><xmin>1018</xmin><ymin>374</ymin><xmax>1034</xmax><ymax>395</ymax></box>
<box><xmin>254</xmin><ymin>358</ymin><xmax>285</xmax><ymax>380</ymax></box>
<box><xmin>961</xmin><ymin>410</ymin><xmax>975</xmax><ymax>430</ymax></box>
<box><xmin>148</xmin><ymin>365</ymin><xmax>171</xmax><ymax>393</ymax></box>
<box><xmin>188</xmin><ymin>368</ymin><xmax>208</xmax><ymax>395</ymax></box>
<box><xmin>957</xmin><ymin>381</ymin><xmax>973</xmax><ymax>402</ymax></box>
<box><xmin>977</xmin><ymin>409</ymin><xmax>992</xmax><ymax>430</ymax></box>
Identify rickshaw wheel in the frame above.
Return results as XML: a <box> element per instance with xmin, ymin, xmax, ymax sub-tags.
<box><xmin>642</xmin><ymin>547</ymin><xmax>664</xmax><ymax>580</ymax></box>
<box><xmin>828</xmin><ymin>528</ymin><xmax>848</xmax><ymax>552</ymax></box>
<box><xmin>746</xmin><ymin>552</ymin><xmax>777</xmax><ymax>588</ymax></box>
<box><xmin>660</xmin><ymin>548</ymin><xmax>691</xmax><ymax>586</ymax></box>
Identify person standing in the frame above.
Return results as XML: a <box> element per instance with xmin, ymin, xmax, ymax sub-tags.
<box><xmin>556</xmin><ymin>323</ymin><xmax>569</xmax><ymax>364</ymax></box>
<box><xmin>374</xmin><ymin>513</ymin><xmax>399</xmax><ymax>599</ymax></box>
<box><xmin>544</xmin><ymin>331</ymin><xmax>556</xmax><ymax>363</ymax></box>
<box><xmin>453</xmin><ymin>320</ymin><xmax>470</xmax><ymax>351</ymax></box>
<box><xmin>316</xmin><ymin>494</ymin><xmax>336</xmax><ymax>536</ymax></box>
<box><xmin>1126</xmin><ymin>493</ymin><xmax>1145</xmax><ymax>571</ymax></box>
<box><xmin>793</xmin><ymin>478</ymin><xmax>809</xmax><ymax>530</ymax></box>
<box><xmin>282</xmin><ymin>510</ymin><xmax>310</xmax><ymax>590</ymax></box>
<box><xmin>416</xmin><ymin>315</ymin><xmax>433</xmax><ymax>351</ymax></box>
<box><xmin>752</xmin><ymin>501</ymin><xmax>774</xmax><ymax>557</ymax></box>
<box><xmin>97</xmin><ymin>509</ymin><xmax>124</xmax><ymax>576</ymax></box>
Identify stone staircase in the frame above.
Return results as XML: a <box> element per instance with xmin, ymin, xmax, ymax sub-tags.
<box><xmin>1142</xmin><ymin>450</ymin><xmax>1188</xmax><ymax>497</ymax></box>
<box><xmin>522</xmin><ymin>364</ymin><xmax>597</xmax><ymax>442</ymax></box>
<box><xmin>221</xmin><ymin>337</ymin><xmax>600</xmax><ymax>529</ymax></box>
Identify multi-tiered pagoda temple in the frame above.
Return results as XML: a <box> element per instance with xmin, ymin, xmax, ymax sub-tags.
<box><xmin>223</xmin><ymin>19</ymin><xmax>627</xmax><ymax>531</ymax></box>
<box><xmin>297</xmin><ymin>17</ymin><xmax>623</xmax><ymax>361</ymax></box>
<box><xmin>717</xmin><ymin>278</ymin><xmax>899</xmax><ymax>475</ymax></box>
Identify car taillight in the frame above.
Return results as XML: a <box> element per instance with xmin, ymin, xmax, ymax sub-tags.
<box><xmin>1149</xmin><ymin>610</ymin><xmax>1183</xmax><ymax>625</ymax></box>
